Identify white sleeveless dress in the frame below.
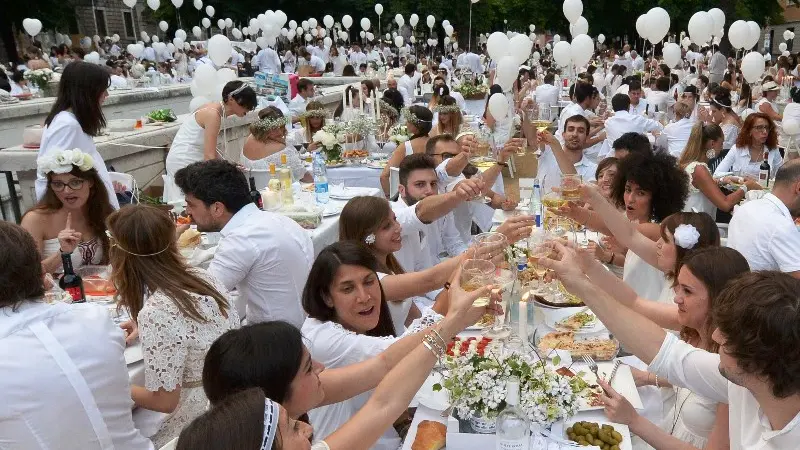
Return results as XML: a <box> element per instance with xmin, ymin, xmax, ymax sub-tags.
<box><xmin>683</xmin><ymin>162</ymin><xmax>717</xmax><ymax>217</ymax></box>
<box><xmin>660</xmin><ymin>387</ymin><xmax>718</xmax><ymax>448</ymax></box>
<box><xmin>166</xmin><ymin>111</ymin><xmax>207</xmax><ymax>176</ymax></box>
<box><xmin>43</xmin><ymin>237</ymin><xmax>104</xmax><ymax>274</ymax></box>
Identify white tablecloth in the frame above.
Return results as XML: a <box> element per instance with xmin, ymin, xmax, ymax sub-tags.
<box><xmin>326</xmin><ymin>165</ymin><xmax>384</xmax><ymax>189</ymax></box>
<box><xmin>306</xmin><ymin>186</ymin><xmax>384</xmax><ymax>255</ymax></box>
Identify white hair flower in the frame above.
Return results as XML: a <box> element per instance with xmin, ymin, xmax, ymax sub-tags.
<box><xmin>364</xmin><ymin>233</ymin><xmax>376</xmax><ymax>245</ymax></box>
<box><xmin>673</xmin><ymin>224</ymin><xmax>700</xmax><ymax>249</ymax></box>
<box><xmin>37</xmin><ymin>149</ymin><xmax>95</xmax><ymax>177</ymax></box>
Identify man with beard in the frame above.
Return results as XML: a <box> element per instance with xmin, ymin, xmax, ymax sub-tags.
<box><xmin>541</xmin><ymin>243</ymin><xmax>800</xmax><ymax>449</ymax></box>
<box><xmin>536</xmin><ymin>114</ymin><xmax>597</xmax><ymax>195</ymax></box>
<box><xmin>727</xmin><ymin>160</ymin><xmax>800</xmax><ymax>276</ymax></box>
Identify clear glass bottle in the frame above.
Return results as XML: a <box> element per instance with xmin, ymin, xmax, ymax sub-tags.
<box><xmin>495</xmin><ymin>377</ymin><xmax>530</xmax><ymax>450</ymax></box>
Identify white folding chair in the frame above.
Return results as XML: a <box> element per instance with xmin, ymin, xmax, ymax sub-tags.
<box><xmin>159</xmin><ymin>437</ymin><xmax>178</xmax><ymax>450</ymax></box>
<box><xmin>108</xmin><ymin>171</ymin><xmax>138</xmax><ymax>203</ymax></box>
<box><xmin>389</xmin><ymin>166</ymin><xmax>400</xmax><ymax>198</ymax></box>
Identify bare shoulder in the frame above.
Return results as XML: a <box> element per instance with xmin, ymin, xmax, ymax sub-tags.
<box><xmin>20</xmin><ymin>208</ymin><xmax>56</xmax><ymax>237</ymax></box>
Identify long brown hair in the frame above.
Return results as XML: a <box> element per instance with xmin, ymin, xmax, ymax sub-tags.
<box><xmin>678</xmin><ymin>123</ymin><xmax>723</xmax><ymax>168</ymax></box>
<box><xmin>106</xmin><ymin>205</ymin><xmax>229</xmax><ymax>322</ymax></box>
<box><xmin>26</xmin><ymin>166</ymin><xmax>112</xmax><ymax>264</ymax></box>
<box><xmin>339</xmin><ymin>196</ymin><xmax>404</xmax><ymax>275</ymax></box>
<box><xmin>660</xmin><ymin>212</ymin><xmax>720</xmax><ymax>282</ymax></box>
<box><xmin>301</xmin><ymin>101</ymin><xmax>326</xmax><ymax>142</ymax></box>
<box><xmin>736</xmin><ymin>112</ymin><xmax>778</xmax><ymax>149</ymax></box>
<box><xmin>436</xmin><ymin>95</ymin><xmax>463</xmax><ymax>137</ymax></box>
<box><xmin>45</xmin><ymin>61</ymin><xmax>110</xmax><ymax>136</ymax></box>
<box><xmin>678</xmin><ymin>247</ymin><xmax>750</xmax><ymax>353</ymax></box>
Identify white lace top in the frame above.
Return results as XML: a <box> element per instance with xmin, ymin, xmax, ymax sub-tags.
<box><xmin>240</xmin><ymin>145</ymin><xmax>308</xmax><ymax>181</ymax></box>
<box><xmin>683</xmin><ymin>162</ymin><xmax>717</xmax><ymax>217</ymax></box>
<box><xmin>139</xmin><ymin>268</ymin><xmax>240</xmax><ymax>447</ymax></box>
<box><xmin>302</xmin><ymin>308</ymin><xmax>442</xmax><ymax>450</ymax></box>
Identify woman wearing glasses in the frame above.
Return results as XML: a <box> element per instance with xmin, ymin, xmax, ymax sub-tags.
<box><xmin>713</xmin><ymin>113</ymin><xmax>784</xmax><ymax>180</ymax></box>
<box><xmin>21</xmin><ymin>149</ymin><xmax>114</xmax><ymax>274</ymax></box>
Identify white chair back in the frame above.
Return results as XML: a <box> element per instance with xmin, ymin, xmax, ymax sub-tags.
<box><xmin>248</xmin><ymin>168</ymin><xmax>271</xmax><ymax>191</ymax></box>
<box><xmin>389</xmin><ymin>167</ymin><xmax>400</xmax><ymax>198</ymax></box>
<box><xmin>109</xmin><ymin>171</ymin><xmax>139</xmax><ymax>203</ymax></box>
<box><xmin>159</xmin><ymin>438</ymin><xmax>178</xmax><ymax>450</ymax></box>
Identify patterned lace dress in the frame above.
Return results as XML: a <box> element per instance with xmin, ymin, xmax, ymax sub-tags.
<box><xmin>138</xmin><ymin>268</ymin><xmax>240</xmax><ymax>448</ymax></box>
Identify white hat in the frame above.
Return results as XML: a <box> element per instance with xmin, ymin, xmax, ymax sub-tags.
<box><xmin>762</xmin><ymin>81</ymin><xmax>781</xmax><ymax>92</ymax></box>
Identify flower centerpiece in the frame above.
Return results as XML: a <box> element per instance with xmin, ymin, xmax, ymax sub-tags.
<box><xmin>312</xmin><ymin>123</ymin><xmax>346</xmax><ymax>163</ymax></box>
<box><xmin>24</xmin><ymin>68</ymin><xmax>55</xmax><ymax>96</ymax></box>
<box><xmin>454</xmin><ymin>82</ymin><xmax>489</xmax><ymax>100</ymax></box>
<box><xmin>435</xmin><ymin>349</ymin><xmax>580</xmax><ymax>432</ymax></box>
<box><xmin>388</xmin><ymin>124</ymin><xmax>411</xmax><ymax>145</ymax></box>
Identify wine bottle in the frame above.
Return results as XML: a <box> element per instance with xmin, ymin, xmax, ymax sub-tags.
<box><xmin>59</xmin><ymin>252</ymin><xmax>86</xmax><ymax>303</ymax></box>
<box><xmin>495</xmin><ymin>377</ymin><xmax>530</xmax><ymax>450</ymax></box>
<box><xmin>759</xmin><ymin>151</ymin><xmax>771</xmax><ymax>188</ymax></box>
<box><xmin>249</xmin><ymin>176</ymin><xmax>263</xmax><ymax>209</ymax></box>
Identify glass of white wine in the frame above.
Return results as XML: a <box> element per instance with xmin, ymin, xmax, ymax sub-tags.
<box><xmin>460</xmin><ymin>259</ymin><xmax>495</xmax><ymax>303</ymax></box>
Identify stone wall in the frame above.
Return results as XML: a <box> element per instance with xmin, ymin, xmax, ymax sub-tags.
<box><xmin>74</xmin><ymin>1</ymin><xmax>157</xmax><ymax>44</ymax></box>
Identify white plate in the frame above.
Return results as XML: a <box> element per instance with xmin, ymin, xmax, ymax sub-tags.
<box><xmin>124</xmin><ymin>343</ymin><xmax>143</xmax><ymax>365</ymax></box>
<box><xmin>415</xmin><ymin>372</ymin><xmax>450</xmax><ymax>411</ymax></box>
<box><xmin>365</xmin><ymin>163</ymin><xmax>386</xmax><ymax>169</ymax></box>
<box><xmin>559</xmin><ymin>419</ymin><xmax>633</xmax><ymax>450</ymax></box>
<box><xmin>322</xmin><ymin>203</ymin><xmax>343</xmax><ymax>217</ymax></box>
<box><xmin>543</xmin><ymin>307</ymin><xmax>607</xmax><ymax>334</ymax></box>
<box><xmin>571</xmin><ymin>363</ymin><xmax>643</xmax><ymax>411</ymax></box>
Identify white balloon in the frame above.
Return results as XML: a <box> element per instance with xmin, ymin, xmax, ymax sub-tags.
<box><xmin>532</xmin><ymin>51</ymin><xmax>541</xmax><ymax>61</ymax></box>
<box><xmin>289</xmin><ymin>20</ymin><xmax>297</xmax><ymax>30</ymax></box>
<box><xmin>308</xmin><ymin>18</ymin><xmax>317</xmax><ymax>29</ymax></box>
<box><xmin>193</xmin><ymin>26</ymin><xmax>202</xmax><ymax>38</ymax></box>
<box><xmin>342</xmin><ymin>15</ymin><xmax>353</xmax><ymax>29</ymax></box>
<box><xmin>171</xmin><ymin>0</ymin><xmax>182</xmax><ymax>7</ymax></box>
<box><xmin>153</xmin><ymin>42</ymin><xmax>166</xmax><ymax>54</ymax></box>
<box><xmin>152</xmin><ymin>35</ymin><xmax>160</xmax><ymax>43</ymax></box>
<box><xmin>216</xmin><ymin>67</ymin><xmax>237</xmax><ymax>84</ymax></box>
<box><xmin>225</xmin><ymin>18</ymin><xmax>233</xmax><ymax>28</ymax></box>
<box><xmin>112</xmin><ymin>34</ymin><xmax>120</xmax><ymax>42</ymax></box>
<box><xmin>728</xmin><ymin>20</ymin><xmax>749</xmax><ymax>49</ymax></box>
<box><xmin>442</xmin><ymin>19</ymin><xmax>450</xmax><ymax>28</ymax></box>
<box><xmin>662</xmin><ymin>42</ymin><xmax>681</xmax><ymax>68</ymax></box>
<box><xmin>570</xmin><ymin>16</ymin><xmax>588</xmax><ymax>37</ymax></box>
<box><xmin>22</xmin><ymin>18</ymin><xmax>43</xmax><ymax>37</ymax></box>
<box><xmin>127</xmin><ymin>43</ymin><xmax>144</xmax><ymax>58</ymax></box>
<box><xmin>445</xmin><ymin>25</ymin><xmax>454</xmax><ymax>37</ymax></box>
<box><xmin>764</xmin><ymin>53</ymin><xmax>771</xmax><ymax>62</ymax></box>
<box><xmin>552</xmin><ymin>40</ymin><xmax>572</xmax><ymax>67</ymax></box>
<box><xmin>192</xmin><ymin>0</ymin><xmax>201</xmax><ymax>9</ymax></box>
<box><xmin>410</xmin><ymin>14</ymin><xmax>419</xmax><ymax>27</ymax></box>
<box><xmin>426</xmin><ymin>15</ymin><xmax>435</xmax><ymax>29</ymax></box>
<box><xmin>311</xmin><ymin>28</ymin><xmax>319</xmax><ymax>37</ymax></box>
<box><xmin>323</xmin><ymin>15</ymin><xmax>334</xmax><ymax>28</ymax></box>
<box><xmin>444</xmin><ymin>36</ymin><xmax>451</xmax><ymax>46</ymax></box>
<box><xmin>646</xmin><ymin>7</ymin><xmax>670</xmax><ymax>43</ymax></box>
<box><xmin>232</xmin><ymin>28</ymin><xmax>242</xmax><ymax>40</ymax></box>
<box><xmin>275</xmin><ymin>10</ymin><xmax>288</xmax><ymax>27</ymax></box>
<box><xmin>217</xmin><ymin>19</ymin><xmax>226</xmax><ymax>30</ymax></box>
<box><xmin>395</xmin><ymin>36</ymin><xmax>404</xmax><ymax>47</ymax></box>
<box><xmin>395</xmin><ymin>14</ymin><xmax>405</xmax><ymax>27</ymax></box>
<box><xmin>570</xmin><ymin>34</ymin><xmax>594</xmax><ymax>68</ymax></box>
<box><xmin>123</xmin><ymin>0</ymin><xmax>137</xmax><ymax>7</ymax></box>
<box><xmin>488</xmin><ymin>93</ymin><xmax>510</xmax><ymax>120</ymax></box>
<box><xmin>553</xmin><ymin>34</ymin><xmax>561</xmax><ymax>44</ymax></box>
<box><xmin>359</xmin><ymin>31</ymin><xmax>365</xmax><ymax>38</ymax></box>
<box><xmin>296</xmin><ymin>27</ymin><xmax>304</xmax><ymax>37</ymax></box>
<box><xmin>688</xmin><ymin>11</ymin><xmax>713</xmax><ymax>45</ymax></box>
<box><xmin>207</xmin><ymin>34</ymin><xmax>232</xmax><ymax>66</ymax></box>
<box><xmin>256</xmin><ymin>37</ymin><xmax>267</xmax><ymax>48</ymax></box>
<box><xmin>783</xmin><ymin>50</ymin><xmax>791</xmax><ymax>57</ymax></box>
<box><xmin>301</xmin><ymin>20</ymin><xmax>309</xmax><ymax>30</ymax></box>
<box><xmin>361</xmin><ymin>18</ymin><xmax>371</xmax><ymax>31</ymax></box>
<box><xmin>205</xmin><ymin>5</ymin><xmax>214</xmax><ymax>16</ymax></box>
<box><xmin>746</xmin><ymin>21</ymin><xmax>761</xmax><ymax>50</ymax></box>
<box><xmin>201</xmin><ymin>18</ymin><xmax>211</xmax><ymax>29</ymax></box>
<box><xmin>784</xmin><ymin>118</ymin><xmax>800</xmax><ymax>135</ymax></box>
<box><xmin>509</xmin><ymin>34</ymin><xmax>533</xmax><ymax>64</ymax></box>
<box><xmin>529</xmin><ymin>24</ymin><xmax>536</xmax><ymax>32</ymax></box>
<box><xmin>176</xmin><ymin>29</ymin><xmax>187</xmax><ymax>40</ymax></box>
<box><xmin>173</xmin><ymin>37</ymin><xmax>184</xmax><ymax>47</ymax></box>
<box><xmin>562</xmin><ymin>0</ymin><xmax>583</xmax><ymax>24</ymax></box>
<box><xmin>592</xmin><ymin>72</ymin><xmax>606</xmax><ymax>88</ymax></box>
<box><xmin>190</xmin><ymin>96</ymin><xmax>210</xmax><ymax>112</ymax></box>
<box><xmin>159</xmin><ymin>20</ymin><xmax>168</xmax><ymax>32</ymax></box>
<box><xmin>635</xmin><ymin>15</ymin><xmax>649</xmax><ymax>39</ymax></box>
<box><xmin>375</xmin><ymin>4</ymin><xmax>383</xmax><ymax>15</ymax></box>
<box><xmin>708</xmin><ymin>8</ymin><xmax>725</xmax><ymax>33</ymax></box>
<box><xmin>339</xmin><ymin>31</ymin><xmax>349</xmax><ymax>41</ymax></box>
<box><xmin>486</xmin><ymin>32</ymin><xmax>510</xmax><ymax>60</ymax></box>
<box><xmin>681</xmin><ymin>36</ymin><xmax>692</xmax><ymax>49</ymax></box>
<box><xmin>780</xmin><ymin>42</ymin><xmax>788</xmax><ymax>52</ymax></box>
<box><xmin>324</xmin><ymin>37</ymin><xmax>332</xmax><ymax>47</ymax></box>
<box><xmin>147</xmin><ymin>0</ymin><xmax>159</xmax><ymax>10</ymax></box>
<box><xmin>741</xmin><ymin>50</ymin><xmax>765</xmax><ymax>83</ymax></box>
<box><xmin>495</xmin><ymin>56</ymin><xmax>518</xmax><ymax>91</ymax></box>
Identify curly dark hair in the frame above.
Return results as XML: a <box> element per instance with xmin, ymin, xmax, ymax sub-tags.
<box><xmin>713</xmin><ymin>271</ymin><xmax>800</xmax><ymax>398</ymax></box>
<box><xmin>610</xmin><ymin>152</ymin><xmax>688</xmax><ymax>222</ymax></box>
<box><xmin>174</xmin><ymin>159</ymin><xmax>251</xmax><ymax>214</ymax></box>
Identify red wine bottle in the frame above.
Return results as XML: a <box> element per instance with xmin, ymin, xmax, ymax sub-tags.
<box><xmin>249</xmin><ymin>176</ymin><xmax>263</xmax><ymax>210</ymax></box>
<box><xmin>759</xmin><ymin>151</ymin><xmax>771</xmax><ymax>188</ymax></box>
<box><xmin>59</xmin><ymin>252</ymin><xmax>86</xmax><ymax>303</ymax></box>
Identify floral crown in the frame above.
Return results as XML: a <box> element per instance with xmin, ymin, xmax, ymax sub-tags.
<box><xmin>251</xmin><ymin>116</ymin><xmax>287</xmax><ymax>134</ymax></box>
<box><xmin>379</xmin><ymin>100</ymin><xmax>399</xmax><ymax>118</ymax></box>
<box><xmin>401</xmin><ymin>107</ymin><xmax>433</xmax><ymax>125</ymax></box>
<box><xmin>673</xmin><ymin>224</ymin><xmax>700</xmax><ymax>249</ymax></box>
<box><xmin>37</xmin><ymin>149</ymin><xmax>95</xmax><ymax>177</ymax></box>
<box><xmin>364</xmin><ymin>233</ymin><xmax>376</xmax><ymax>245</ymax></box>
<box><xmin>300</xmin><ymin>109</ymin><xmax>328</xmax><ymax>120</ymax></box>
<box><xmin>433</xmin><ymin>104</ymin><xmax>461</xmax><ymax>114</ymax></box>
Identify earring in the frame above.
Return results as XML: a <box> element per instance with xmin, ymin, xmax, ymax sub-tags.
<box><xmin>706</xmin><ymin>149</ymin><xmax>716</xmax><ymax>160</ymax></box>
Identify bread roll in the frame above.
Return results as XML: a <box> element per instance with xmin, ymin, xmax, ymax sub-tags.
<box><xmin>177</xmin><ymin>229</ymin><xmax>202</xmax><ymax>249</ymax></box>
<box><xmin>411</xmin><ymin>420</ymin><xmax>446</xmax><ymax>450</ymax></box>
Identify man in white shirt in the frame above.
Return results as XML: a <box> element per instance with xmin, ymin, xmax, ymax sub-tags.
<box><xmin>627</xmin><ymin>80</ymin><xmax>649</xmax><ymax>115</ymax></box>
<box><xmin>645</xmin><ymin>76</ymin><xmax>675</xmax><ymax>115</ymax></box>
<box><xmin>142</xmin><ymin>45</ymin><xmax>156</xmax><ymax>62</ymax></box>
<box><xmin>556</xmin><ymin>83</ymin><xmax>605</xmax><ymax>161</ymax></box>
<box><xmin>0</xmin><ymin>223</ymin><xmax>153</xmax><ymax>450</ymax></box>
<box><xmin>727</xmin><ymin>161</ymin><xmax>800</xmax><ymax>276</ymax></box>
<box><xmin>175</xmin><ymin>160</ymin><xmax>314</xmax><ymax>327</ymax></box>
<box><xmin>298</xmin><ymin>49</ymin><xmax>325</xmax><ymax>74</ymax></box>
<box><xmin>398</xmin><ymin>63</ymin><xmax>419</xmax><ymax>107</ymax></box>
<box><xmin>542</xmin><ymin>246</ymin><xmax>800</xmax><ymax>450</ymax></box>
<box><xmin>602</xmin><ymin>93</ymin><xmax>662</xmax><ymax>158</ymax></box>
<box><xmin>537</xmin><ymin>114</ymin><xmax>598</xmax><ymax>194</ymax></box>
<box><xmin>534</xmin><ymin>73</ymin><xmax>561</xmax><ymax>111</ymax></box>
<box><xmin>614</xmin><ymin>45</ymin><xmax>633</xmax><ymax>73</ymax></box>
<box><xmin>708</xmin><ymin>47</ymin><xmax>727</xmax><ymax>84</ymax></box>
<box><xmin>365</xmin><ymin>44</ymin><xmax>381</xmax><ymax>63</ymax></box>
<box><xmin>348</xmin><ymin>45</ymin><xmax>367</xmax><ymax>67</ymax></box>
<box><xmin>254</xmin><ymin>46</ymin><xmax>282</xmax><ymax>74</ymax></box>
<box><xmin>288</xmin><ymin>78</ymin><xmax>315</xmax><ymax>123</ymax></box>
<box><xmin>630</xmin><ymin>50</ymin><xmax>644</xmax><ymax>71</ymax></box>
<box><xmin>311</xmin><ymin>40</ymin><xmax>329</xmax><ymax>64</ymax></box>
<box><xmin>440</xmin><ymin>54</ymin><xmax>454</xmax><ymax>73</ymax></box>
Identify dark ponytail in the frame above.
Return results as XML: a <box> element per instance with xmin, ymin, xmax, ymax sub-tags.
<box><xmin>406</xmin><ymin>105</ymin><xmax>433</xmax><ymax>139</ymax></box>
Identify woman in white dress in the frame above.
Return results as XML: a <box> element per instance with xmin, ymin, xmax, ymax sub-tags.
<box><xmin>166</xmin><ymin>80</ymin><xmax>257</xmax><ymax>177</ymax></box>
<box><xmin>241</xmin><ymin>106</ymin><xmax>312</xmax><ymax>182</ymax></box>
<box><xmin>38</xmin><ymin>61</ymin><xmax>119</xmax><ymax>208</ymax></box>
<box><xmin>584</xmin><ymin>247</ymin><xmax>748</xmax><ymax>449</ymax></box>
<box><xmin>283</xmin><ymin>50</ymin><xmax>296</xmax><ymax>74</ymax></box>
<box><xmin>183</xmin><ymin>271</ymin><xmax>497</xmax><ymax>450</ymax></box>
<box><xmin>713</xmin><ymin>112</ymin><xmax>783</xmax><ymax>180</ymax></box>
<box><xmin>678</xmin><ymin>123</ymin><xmax>761</xmax><ymax>217</ymax></box>
<box><xmin>107</xmin><ymin>205</ymin><xmax>239</xmax><ymax>448</ymax></box>
<box><xmin>22</xmin><ymin>149</ymin><xmax>112</xmax><ymax>275</ymax></box>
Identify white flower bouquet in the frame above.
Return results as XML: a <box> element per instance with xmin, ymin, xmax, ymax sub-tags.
<box><xmin>24</xmin><ymin>68</ymin><xmax>54</xmax><ymax>88</ymax></box>
<box><xmin>312</xmin><ymin>123</ymin><xmax>345</xmax><ymax>162</ymax></box>
<box><xmin>37</xmin><ymin>148</ymin><xmax>95</xmax><ymax>177</ymax></box>
<box><xmin>388</xmin><ymin>124</ymin><xmax>411</xmax><ymax>145</ymax></box>
<box><xmin>435</xmin><ymin>349</ymin><xmax>580</xmax><ymax>426</ymax></box>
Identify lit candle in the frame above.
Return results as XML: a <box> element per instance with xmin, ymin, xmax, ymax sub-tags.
<box><xmin>518</xmin><ymin>300</ymin><xmax>528</xmax><ymax>343</ymax></box>
<box><xmin>375</xmin><ymin>91</ymin><xmax>380</xmax><ymax>120</ymax></box>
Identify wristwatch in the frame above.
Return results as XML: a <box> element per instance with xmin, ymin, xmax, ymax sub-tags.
<box><xmin>496</xmin><ymin>161</ymin><xmax>508</xmax><ymax>167</ymax></box>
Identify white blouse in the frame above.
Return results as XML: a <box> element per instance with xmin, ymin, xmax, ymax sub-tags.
<box><xmin>303</xmin><ymin>308</ymin><xmax>441</xmax><ymax>450</ymax></box>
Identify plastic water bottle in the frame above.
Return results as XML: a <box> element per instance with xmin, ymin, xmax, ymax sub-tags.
<box><xmin>529</xmin><ymin>177</ymin><xmax>543</xmax><ymax>229</ymax></box>
<box><xmin>312</xmin><ymin>152</ymin><xmax>329</xmax><ymax>204</ymax></box>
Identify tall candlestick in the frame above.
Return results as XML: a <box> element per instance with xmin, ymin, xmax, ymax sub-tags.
<box><xmin>518</xmin><ymin>300</ymin><xmax>528</xmax><ymax>343</ymax></box>
<box><xmin>375</xmin><ymin>91</ymin><xmax>380</xmax><ymax>121</ymax></box>
<box><xmin>359</xmin><ymin>88</ymin><xmax>364</xmax><ymax>114</ymax></box>
<box><xmin>342</xmin><ymin>85</ymin><xmax>347</xmax><ymax>113</ymax></box>
<box><xmin>347</xmin><ymin>88</ymin><xmax>353</xmax><ymax>113</ymax></box>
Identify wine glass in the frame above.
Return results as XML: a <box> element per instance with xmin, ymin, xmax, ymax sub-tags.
<box><xmin>460</xmin><ymin>259</ymin><xmax>495</xmax><ymax>306</ymax></box>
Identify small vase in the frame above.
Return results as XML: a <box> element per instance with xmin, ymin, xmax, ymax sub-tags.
<box><xmin>468</xmin><ymin>413</ymin><xmax>497</xmax><ymax>434</ymax></box>
<box><xmin>38</xmin><ymin>82</ymin><xmax>57</xmax><ymax>98</ymax></box>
